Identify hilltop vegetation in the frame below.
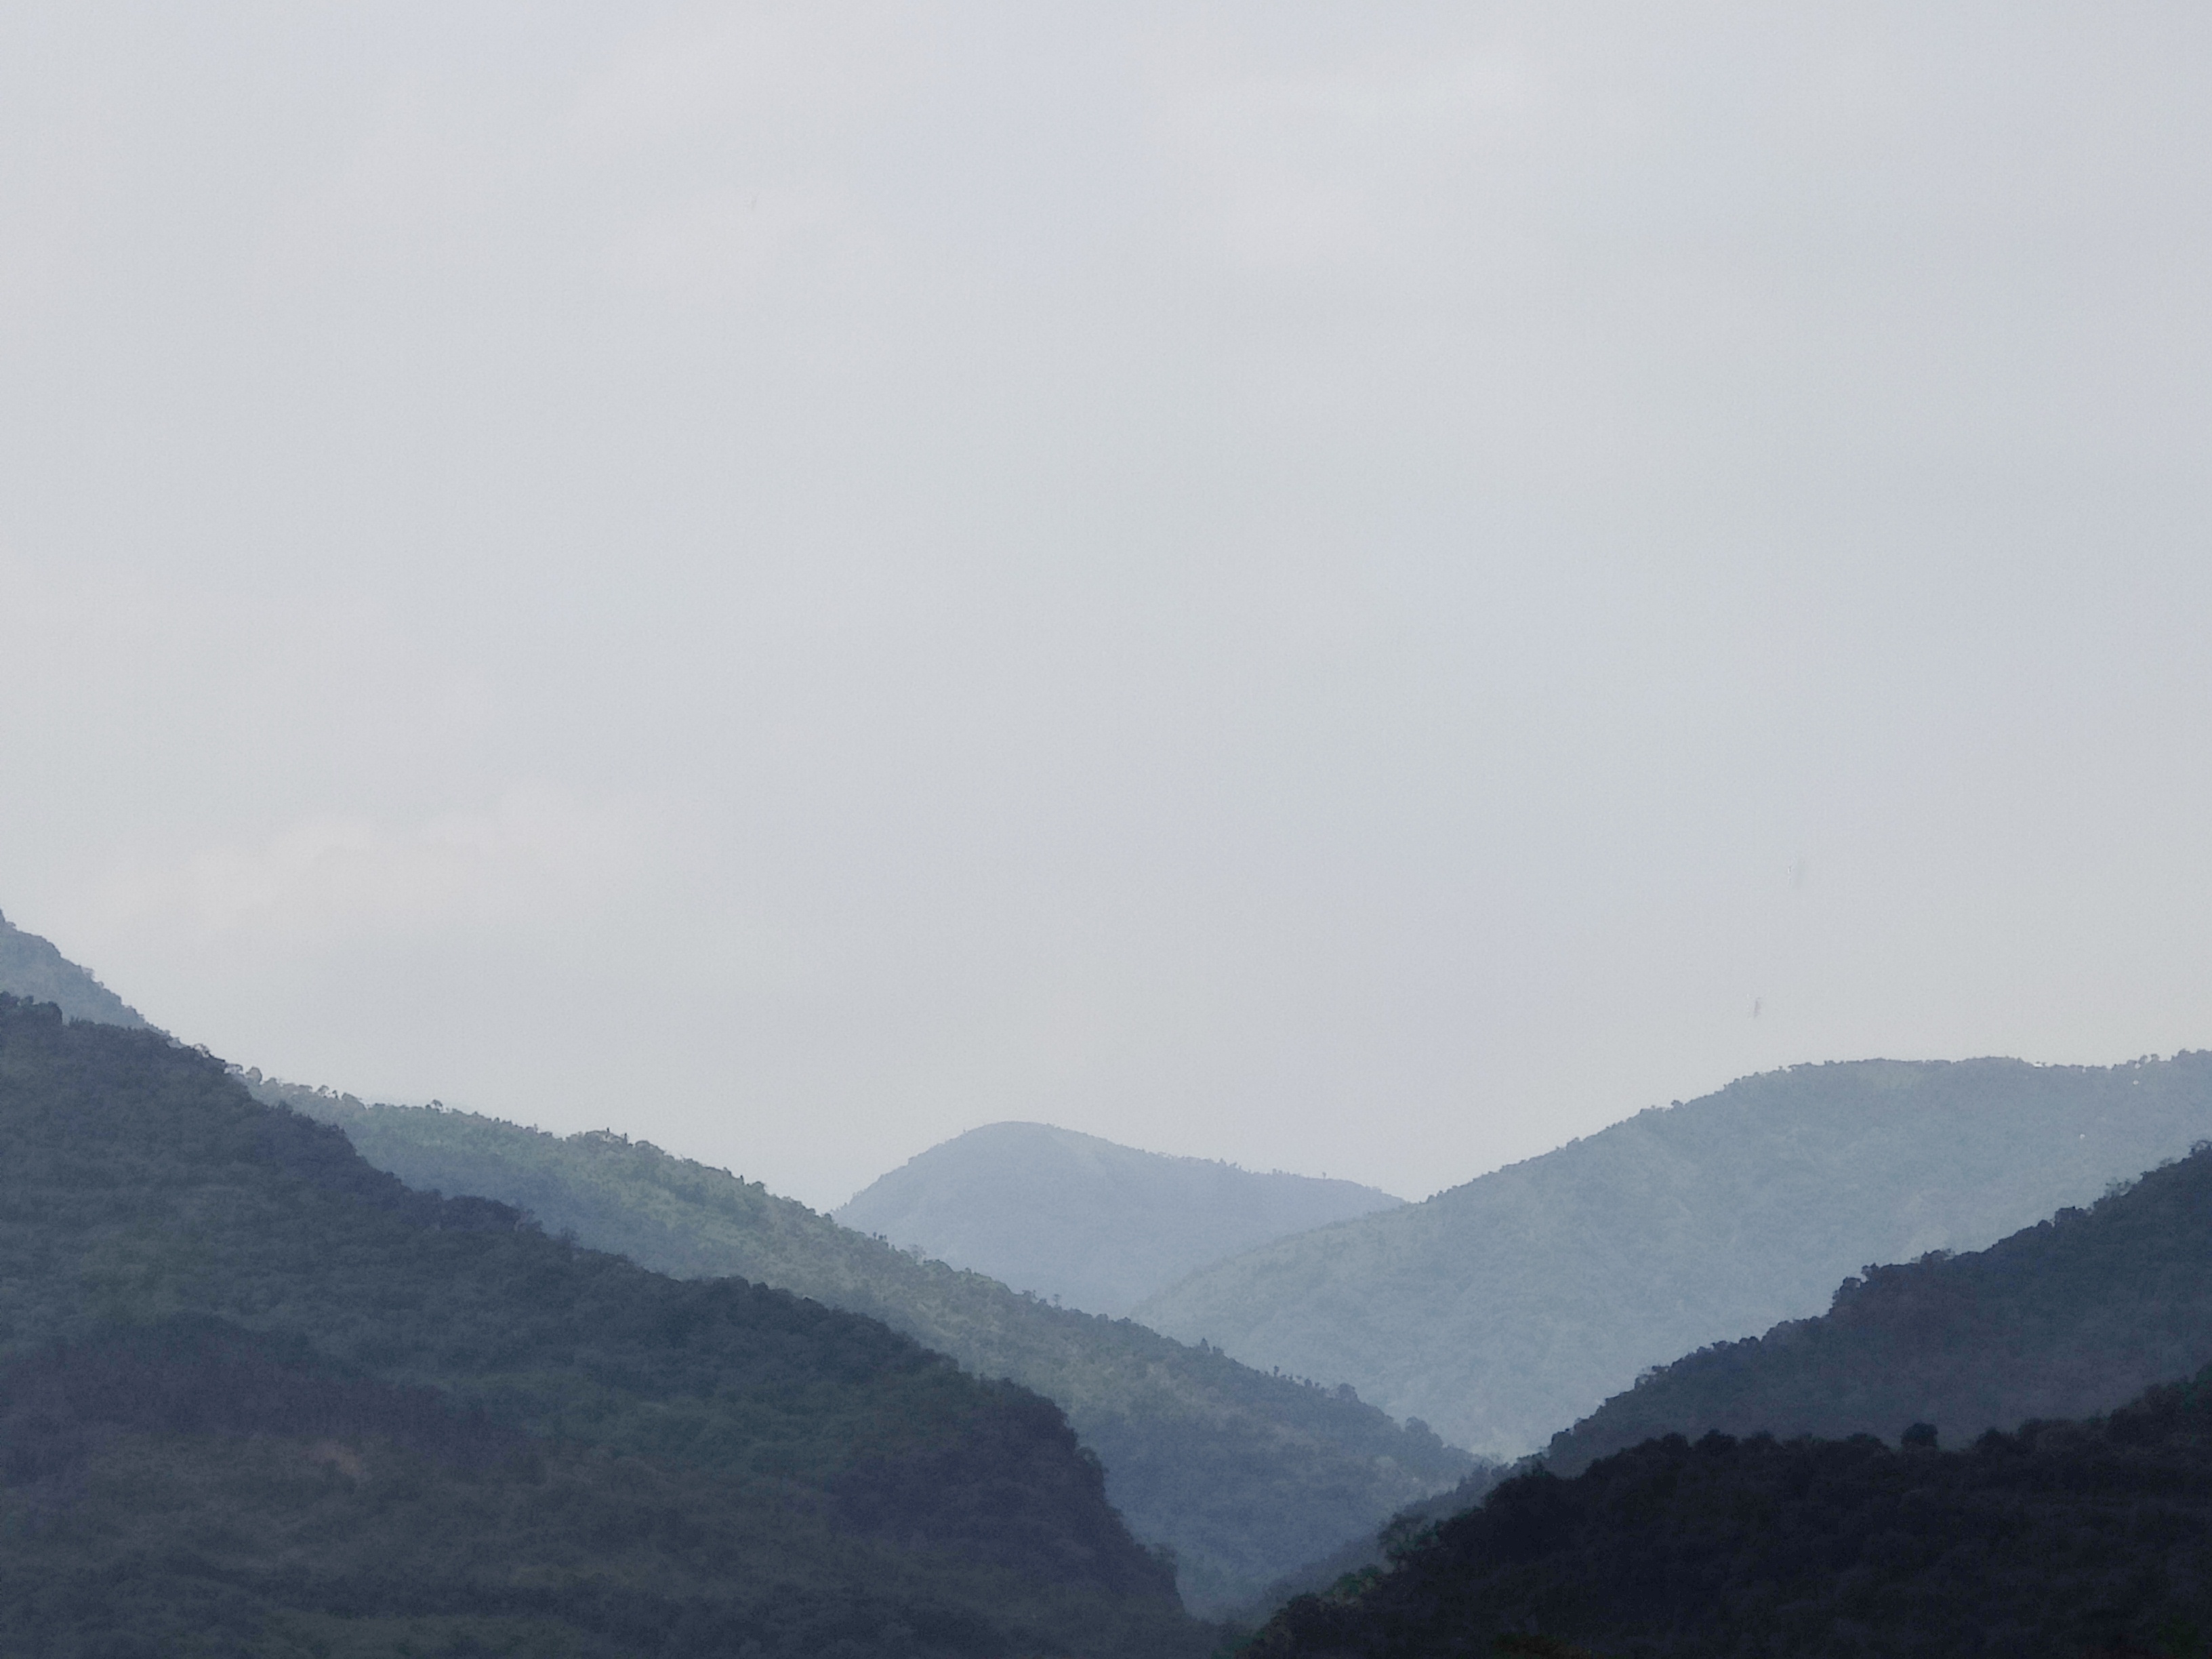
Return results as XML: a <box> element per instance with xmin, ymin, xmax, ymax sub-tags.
<box><xmin>0</xmin><ymin>996</ymin><xmax>1204</xmax><ymax>1658</ymax></box>
<box><xmin>1249</xmin><ymin>1368</ymin><xmax>2212</xmax><ymax>1659</ymax></box>
<box><xmin>255</xmin><ymin>1079</ymin><xmax>1475</xmax><ymax>1611</ymax></box>
<box><xmin>1546</xmin><ymin>1141</ymin><xmax>2212</xmax><ymax>1473</ymax></box>
<box><xmin>1137</xmin><ymin>1055</ymin><xmax>2212</xmax><ymax>1456</ymax></box>
<box><xmin>836</xmin><ymin>1121</ymin><xmax>1401</xmax><ymax>1317</ymax></box>
<box><xmin>0</xmin><ymin>909</ymin><xmax>147</xmax><ymax>1028</ymax></box>
<box><xmin>1248</xmin><ymin>1142</ymin><xmax>2212</xmax><ymax>1655</ymax></box>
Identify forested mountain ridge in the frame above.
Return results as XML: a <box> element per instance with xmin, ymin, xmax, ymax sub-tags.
<box><xmin>1544</xmin><ymin>1139</ymin><xmax>2212</xmax><ymax>1473</ymax></box>
<box><xmin>255</xmin><ymin>1078</ymin><xmax>1475</xmax><ymax>1611</ymax></box>
<box><xmin>1248</xmin><ymin>1364</ymin><xmax>2212</xmax><ymax>1658</ymax></box>
<box><xmin>1135</xmin><ymin>1054</ymin><xmax>2212</xmax><ymax>1456</ymax></box>
<box><xmin>837</xmin><ymin>1120</ymin><xmax>1402</xmax><ymax>1317</ymax></box>
<box><xmin>0</xmin><ymin>996</ymin><xmax>1206</xmax><ymax>1658</ymax></box>
<box><xmin>0</xmin><ymin>909</ymin><xmax>148</xmax><ymax>1028</ymax></box>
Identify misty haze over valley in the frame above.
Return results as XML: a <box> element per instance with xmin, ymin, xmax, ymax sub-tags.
<box><xmin>5</xmin><ymin>5</ymin><xmax>2211</xmax><ymax>1653</ymax></box>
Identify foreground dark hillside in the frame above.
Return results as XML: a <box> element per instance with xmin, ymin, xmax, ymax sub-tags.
<box><xmin>1548</xmin><ymin>1143</ymin><xmax>2212</xmax><ymax>1473</ymax></box>
<box><xmin>0</xmin><ymin>998</ymin><xmax>1205</xmax><ymax>1658</ymax></box>
<box><xmin>1251</xmin><ymin>1370</ymin><xmax>2212</xmax><ymax>1658</ymax></box>
<box><xmin>1242</xmin><ymin>1464</ymin><xmax>1511</xmax><ymax>1621</ymax></box>
<box><xmin>836</xmin><ymin>1120</ymin><xmax>1401</xmax><ymax>1316</ymax></box>
<box><xmin>255</xmin><ymin>1079</ymin><xmax>1474</xmax><ymax>1610</ymax></box>
<box><xmin>1139</xmin><ymin>1056</ymin><xmax>2212</xmax><ymax>1455</ymax></box>
<box><xmin>2</xmin><ymin>1321</ymin><xmax>1107</xmax><ymax>1659</ymax></box>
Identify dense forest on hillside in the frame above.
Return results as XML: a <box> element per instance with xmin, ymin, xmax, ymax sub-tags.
<box><xmin>1140</xmin><ymin>1055</ymin><xmax>2212</xmax><ymax>1456</ymax></box>
<box><xmin>253</xmin><ymin>1078</ymin><xmax>1474</xmax><ymax>1609</ymax></box>
<box><xmin>1248</xmin><ymin>1367</ymin><xmax>2212</xmax><ymax>1658</ymax></box>
<box><xmin>0</xmin><ymin>997</ymin><xmax>1206</xmax><ymax>1658</ymax></box>
<box><xmin>0</xmin><ymin>910</ymin><xmax>146</xmax><ymax>1028</ymax></box>
<box><xmin>1244</xmin><ymin>1464</ymin><xmax>1512</xmax><ymax>1621</ymax></box>
<box><xmin>836</xmin><ymin>1121</ymin><xmax>1401</xmax><ymax>1316</ymax></box>
<box><xmin>1545</xmin><ymin>1142</ymin><xmax>2212</xmax><ymax>1473</ymax></box>
<box><xmin>2</xmin><ymin>1320</ymin><xmax>1158</xmax><ymax>1659</ymax></box>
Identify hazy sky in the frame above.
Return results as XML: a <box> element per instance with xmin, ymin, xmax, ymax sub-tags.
<box><xmin>3</xmin><ymin>3</ymin><xmax>2209</xmax><ymax>1210</ymax></box>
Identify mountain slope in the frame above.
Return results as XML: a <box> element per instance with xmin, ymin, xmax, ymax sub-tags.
<box><xmin>0</xmin><ymin>909</ymin><xmax>148</xmax><ymax>1027</ymax></box>
<box><xmin>1134</xmin><ymin>1054</ymin><xmax>2212</xmax><ymax>1456</ymax></box>
<box><xmin>0</xmin><ymin>996</ymin><xmax>1204</xmax><ymax>1658</ymax></box>
<box><xmin>836</xmin><ymin>1121</ymin><xmax>1402</xmax><ymax>1317</ymax></box>
<box><xmin>1248</xmin><ymin>1366</ymin><xmax>2212</xmax><ymax>1659</ymax></box>
<box><xmin>253</xmin><ymin>1078</ymin><xmax>1474</xmax><ymax>1611</ymax></box>
<box><xmin>1544</xmin><ymin>1141</ymin><xmax>2212</xmax><ymax>1473</ymax></box>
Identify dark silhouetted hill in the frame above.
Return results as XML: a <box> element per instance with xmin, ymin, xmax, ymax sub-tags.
<box><xmin>1544</xmin><ymin>1141</ymin><xmax>2212</xmax><ymax>1473</ymax></box>
<box><xmin>253</xmin><ymin>1079</ymin><xmax>1475</xmax><ymax>1612</ymax></box>
<box><xmin>1247</xmin><ymin>1369</ymin><xmax>2212</xmax><ymax>1659</ymax></box>
<box><xmin>0</xmin><ymin>996</ymin><xmax>1204</xmax><ymax>1658</ymax></box>
<box><xmin>0</xmin><ymin>909</ymin><xmax>148</xmax><ymax>1027</ymax></box>
<box><xmin>1237</xmin><ymin>1462</ymin><xmax>1513</xmax><ymax>1624</ymax></box>
<box><xmin>1136</xmin><ymin>1056</ymin><xmax>2212</xmax><ymax>1456</ymax></box>
<box><xmin>836</xmin><ymin>1120</ymin><xmax>1402</xmax><ymax>1317</ymax></box>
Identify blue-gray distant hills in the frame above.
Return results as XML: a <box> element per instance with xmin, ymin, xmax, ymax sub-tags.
<box><xmin>835</xmin><ymin>1120</ymin><xmax>1405</xmax><ymax>1318</ymax></box>
<box><xmin>1134</xmin><ymin>1055</ymin><xmax>2212</xmax><ymax>1458</ymax></box>
<box><xmin>0</xmin><ymin>909</ymin><xmax>148</xmax><ymax>1028</ymax></box>
<box><xmin>1543</xmin><ymin>1136</ymin><xmax>2212</xmax><ymax>1473</ymax></box>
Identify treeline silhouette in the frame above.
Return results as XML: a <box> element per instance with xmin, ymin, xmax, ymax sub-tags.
<box><xmin>0</xmin><ymin>909</ymin><xmax>148</xmax><ymax>1029</ymax></box>
<box><xmin>1249</xmin><ymin>1366</ymin><xmax>2212</xmax><ymax>1658</ymax></box>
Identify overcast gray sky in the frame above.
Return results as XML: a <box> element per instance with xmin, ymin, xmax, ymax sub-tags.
<box><xmin>3</xmin><ymin>3</ymin><xmax>2208</xmax><ymax>1211</ymax></box>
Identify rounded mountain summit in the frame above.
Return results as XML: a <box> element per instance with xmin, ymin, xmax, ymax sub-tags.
<box><xmin>836</xmin><ymin>1123</ymin><xmax>1404</xmax><ymax>1318</ymax></box>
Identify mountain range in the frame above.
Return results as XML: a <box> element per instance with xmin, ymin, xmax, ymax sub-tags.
<box><xmin>0</xmin><ymin>913</ymin><xmax>1469</xmax><ymax>1611</ymax></box>
<box><xmin>835</xmin><ymin>1120</ymin><xmax>1402</xmax><ymax>1317</ymax></box>
<box><xmin>17</xmin><ymin>905</ymin><xmax>2212</xmax><ymax>1643</ymax></box>
<box><xmin>250</xmin><ymin>1078</ymin><xmax>1471</xmax><ymax>1610</ymax></box>
<box><xmin>1135</xmin><ymin>1055</ymin><xmax>2212</xmax><ymax>1456</ymax></box>
<box><xmin>1246</xmin><ymin>1145</ymin><xmax>2212</xmax><ymax>1658</ymax></box>
<box><xmin>1544</xmin><ymin>1138</ymin><xmax>2212</xmax><ymax>1472</ymax></box>
<box><xmin>0</xmin><ymin>995</ymin><xmax>1206</xmax><ymax>1657</ymax></box>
